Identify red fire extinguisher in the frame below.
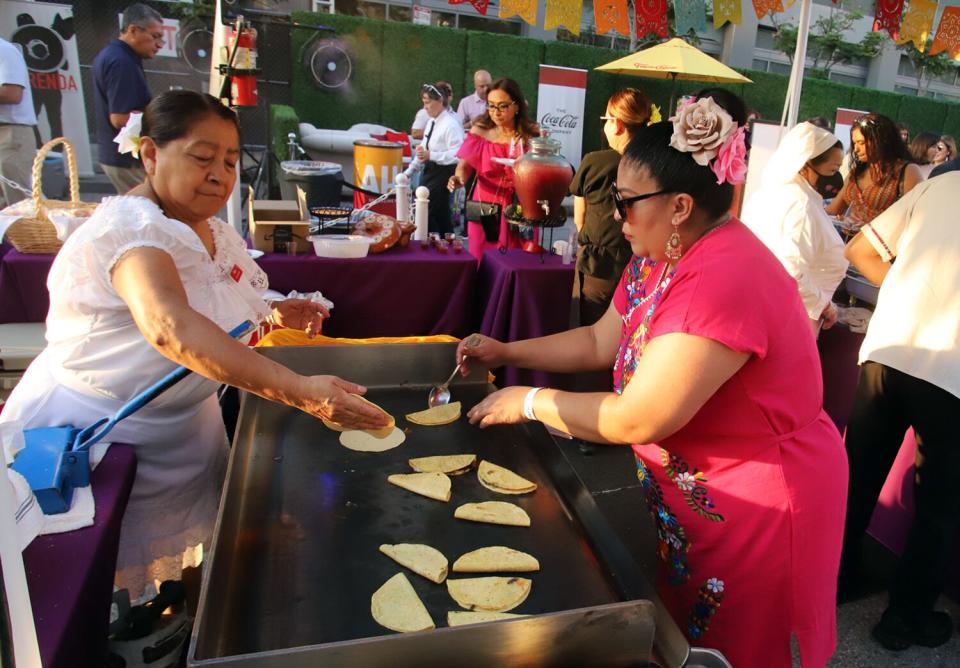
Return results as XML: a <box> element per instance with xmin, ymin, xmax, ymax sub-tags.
<box><xmin>227</xmin><ymin>25</ymin><xmax>258</xmax><ymax>107</ymax></box>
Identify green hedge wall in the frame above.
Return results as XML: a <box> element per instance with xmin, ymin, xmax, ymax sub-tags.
<box><xmin>281</xmin><ymin>13</ymin><xmax>960</xmax><ymax>156</ymax></box>
<box><xmin>270</xmin><ymin>104</ymin><xmax>300</xmax><ymax>161</ymax></box>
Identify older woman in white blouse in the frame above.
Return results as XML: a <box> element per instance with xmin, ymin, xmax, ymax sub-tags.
<box><xmin>1</xmin><ymin>91</ymin><xmax>389</xmax><ymax>599</ymax></box>
<box><xmin>742</xmin><ymin>122</ymin><xmax>849</xmax><ymax>336</ymax></box>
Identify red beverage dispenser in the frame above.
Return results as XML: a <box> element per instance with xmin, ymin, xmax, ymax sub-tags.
<box><xmin>512</xmin><ymin>136</ymin><xmax>574</xmax><ymax>222</ymax></box>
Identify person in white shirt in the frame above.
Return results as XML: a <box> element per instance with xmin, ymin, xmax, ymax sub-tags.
<box><xmin>456</xmin><ymin>69</ymin><xmax>492</xmax><ymax>130</ymax></box>
<box><xmin>839</xmin><ymin>173</ymin><xmax>960</xmax><ymax>652</ymax></box>
<box><xmin>741</xmin><ymin>122</ymin><xmax>848</xmax><ymax>336</ymax></box>
<box><xmin>411</xmin><ymin>80</ymin><xmax>455</xmax><ymax>139</ymax></box>
<box><xmin>415</xmin><ymin>81</ymin><xmax>464</xmax><ymax>235</ymax></box>
<box><xmin>0</xmin><ymin>37</ymin><xmax>38</xmax><ymax>207</ymax></box>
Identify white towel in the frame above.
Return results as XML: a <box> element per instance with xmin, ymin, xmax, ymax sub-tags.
<box><xmin>38</xmin><ymin>442</ymin><xmax>111</xmax><ymax>536</ymax></box>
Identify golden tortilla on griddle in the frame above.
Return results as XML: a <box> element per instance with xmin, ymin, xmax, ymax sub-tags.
<box><xmin>379</xmin><ymin>543</ymin><xmax>449</xmax><ymax>584</ymax></box>
<box><xmin>452</xmin><ymin>546</ymin><xmax>540</xmax><ymax>573</ymax></box>
<box><xmin>447</xmin><ymin>576</ymin><xmax>531</xmax><ymax>612</ymax></box>
<box><xmin>406</xmin><ymin>402</ymin><xmax>461</xmax><ymax>426</ymax></box>
<box><xmin>408</xmin><ymin>454</ymin><xmax>476</xmax><ymax>476</ymax></box>
<box><xmin>447</xmin><ymin>611</ymin><xmax>528</xmax><ymax>627</ymax></box>
<box><xmin>371</xmin><ymin>572</ymin><xmax>435</xmax><ymax>633</ymax></box>
<box><xmin>387</xmin><ymin>472</ymin><xmax>452</xmax><ymax>502</ymax></box>
<box><xmin>477</xmin><ymin>460</ymin><xmax>537</xmax><ymax>495</ymax></box>
<box><xmin>454</xmin><ymin>501</ymin><xmax>530</xmax><ymax>527</ymax></box>
<box><xmin>339</xmin><ymin>427</ymin><xmax>405</xmax><ymax>452</ymax></box>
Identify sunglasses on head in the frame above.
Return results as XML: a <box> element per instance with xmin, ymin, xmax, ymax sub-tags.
<box><xmin>610</xmin><ymin>184</ymin><xmax>670</xmax><ymax>219</ymax></box>
<box><xmin>421</xmin><ymin>83</ymin><xmax>442</xmax><ymax>99</ymax></box>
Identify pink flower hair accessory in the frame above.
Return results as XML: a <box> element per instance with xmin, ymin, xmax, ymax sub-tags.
<box><xmin>710</xmin><ymin>125</ymin><xmax>747</xmax><ymax>186</ymax></box>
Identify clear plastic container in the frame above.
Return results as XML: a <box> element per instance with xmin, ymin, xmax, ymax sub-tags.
<box><xmin>308</xmin><ymin>234</ymin><xmax>372</xmax><ymax>258</ymax></box>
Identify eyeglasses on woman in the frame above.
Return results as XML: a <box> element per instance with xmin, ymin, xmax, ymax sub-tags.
<box><xmin>487</xmin><ymin>101</ymin><xmax>516</xmax><ymax>113</ymax></box>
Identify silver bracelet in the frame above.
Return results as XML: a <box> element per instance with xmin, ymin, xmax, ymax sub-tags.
<box><xmin>522</xmin><ymin>387</ymin><xmax>543</xmax><ymax>421</ymax></box>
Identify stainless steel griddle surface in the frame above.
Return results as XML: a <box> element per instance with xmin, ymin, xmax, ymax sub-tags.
<box><xmin>193</xmin><ymin>345</ymin><xmax>633</xmax><ymax>661</ymax></box>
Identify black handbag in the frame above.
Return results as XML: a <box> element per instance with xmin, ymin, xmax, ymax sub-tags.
<box><xmin>464</xmin><ymin>175</ymin><xmax>502</xmax><ymax>242</ymax></box>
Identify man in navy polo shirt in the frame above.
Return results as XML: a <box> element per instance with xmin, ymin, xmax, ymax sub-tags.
<box><xmin>92</xmin><ymin>3</ymin><xmax>163</xmax><ymax>193</ymax></box>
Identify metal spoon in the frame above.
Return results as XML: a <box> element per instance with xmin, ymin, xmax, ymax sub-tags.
<box><xmin>428</xmin><ymin>360</ymin><xmax>464</xmax><ymax>408</ymax></box>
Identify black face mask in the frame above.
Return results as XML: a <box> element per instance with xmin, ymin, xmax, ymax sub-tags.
<box><xmin>812</xmin><ymin>169</ymin><xmax>844</xmax><ymax>199</ymax></box>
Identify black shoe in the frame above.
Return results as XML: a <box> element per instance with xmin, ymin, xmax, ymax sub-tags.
<box><xmin>871</xmin><ymin>608</ymin><xmax>953</xmax><ymax>651</ymax></box>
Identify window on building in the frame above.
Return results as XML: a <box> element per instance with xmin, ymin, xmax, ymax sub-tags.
<box><xmin>768</xmin><ymin>61</ymin><xmax>792</xmax><ymax>76</ymax></box>
<box><xmin>752</xmin><ymin>59</ymin><xmax>769</xmax><ymax>71</ymax></box>
<box><xmin>460</xmin><ymin>13</ymin><xmax>522</xmax><ymax>35</ymax></box>
<box><xmin>334</xmin><ymin>0</ymin><xmax>387</xmax><ymax>20</ymax></box>
<box><xmin>830</xmin><ymin>72</ymin><xmax>866</xmax><ymax>87</ymax></box>
<box><xmin>898</xmin><ymin>55</ymin><xmax>916</xmax><ymax>77</ymax></box>
<box><xmin>388</xmin><ymin>5</ymin><xmax>411</xmax><ymax>22</ymax></box>
<box><xmin>755</xmin><ymin>26</ymin><xmax>778</xmax><ymax>51</ymax></box>
<box><xmin>894</xmin><ymin>84</ymin><xmax>918</xmax><ymax>96</ymax></box>
<box><xmin>430</xmin><ymin>11</ymin><xmax>456</xmax><ymax>28</ymax></box>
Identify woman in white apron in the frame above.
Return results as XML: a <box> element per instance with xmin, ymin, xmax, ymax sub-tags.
<box><xmin>2</xmin><ymin>91</ymin><xmax>389</xmax><ymax>599</ymax></box>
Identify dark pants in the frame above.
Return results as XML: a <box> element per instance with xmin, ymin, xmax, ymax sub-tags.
<box><xmin>840</xmin><ymin>361</ymin><xmax>960</xmax><ymax>619</ymax></box>
<box><xmin>421</xmin><ymin>161</ymin><xmax>456</xmax><ymax>235</ymax></box>
<box><xmin>578</xmin><ymin>271</ymin><xmax>618</xmax><ymax>326</ymax></box>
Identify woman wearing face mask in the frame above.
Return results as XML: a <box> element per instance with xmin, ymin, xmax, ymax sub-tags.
<box><xmin>742</xmin><ymin>122</ymin><xmax>848</xmax><ymax>336</ymax></box>
<box><xmin>826</xmin><ymin>113</ymin><xmax>921</xmax><ymax>228</ymax></box>
<box><xmin>414</xmin><ymin>82</ymin><xmax>464</xmax><ymax>235</ymax></box>
<box><xmin>570</xmin><ymin>88</ymin><xmax>653</xmax><ymax>326</ymax></box>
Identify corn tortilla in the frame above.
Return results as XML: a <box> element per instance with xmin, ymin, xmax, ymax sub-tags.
<box><xmin>406</xmin><ymin>402</ymin><xmax>461</xmax><ymax>426</ymax></box>
<box><xmin>388</xmin><ymin>472</ymin><xmax>452</xmax><ymax>502</ymax></box>
<box><xmin>478</xmin><ymin>460</ymin><xmax>537</xmax><ymax>494</ymax></box>
<box><xmin>447</xmin><ymin>576</ymin><xmax>532</xmax><ymax>612</ymax></box>
<box><xmin>379</xmin><ymin>543</ymin><xmax>449</xmax><ymax>584</ymax></box>
<box><xmin>454</xmin><ymin>501</ymin><xmax>531</xmax><ymax>527</ymax></box>
<box><xmin>371</xmin><ymin>572</ymin><xmax>435</xmax><ymax>633</ymax></box>
<box><xmin>452</xmin><ymin>546</ymin><xmax>540</xmax><ymax>573</ymax></box>
<box><xmin>408</xmin><ymin>454</ymin><xmax>476</xmax><ymax>475</ymax></box>
<box><xmin>447</xmin><ymin>611</ymin><xmax>528</xmax><ymax>627</ymax></box>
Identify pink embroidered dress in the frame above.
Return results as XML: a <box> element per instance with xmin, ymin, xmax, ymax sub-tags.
<box><xmin>612</xmin><ymin>219</ymin><xmax>847</xmax><ymax>668</ymax></box>
<box><xmin>457</xmin><ymin>132</ymin><xmax>525</xmax><ymax>261</ymax></box>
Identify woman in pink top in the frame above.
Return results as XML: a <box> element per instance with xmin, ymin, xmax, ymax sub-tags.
<box><xmin>448</xmin><ymin>77</ymin><xmax>539</xmax><ymax>261</ymax></box>
<box><xmin>456</xmin><ymin>100</ymin><xmax>847</xmax><ymax>666</ymax></box>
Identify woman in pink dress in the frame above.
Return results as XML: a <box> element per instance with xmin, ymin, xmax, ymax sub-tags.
<box><xmin>448</xmin><ymin>77</ymin><xmax>539</xmax><ymax>261</ymax></box>
<box><xmin>457</xmin><ymin>99</ymin><xmax>848</xmax><ymax>667</ymax></box>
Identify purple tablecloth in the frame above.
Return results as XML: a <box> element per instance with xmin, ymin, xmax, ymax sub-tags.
<box><xmin>256</xmin><ymin>242</ymin><xmax>476</xmax><ymax>338</ymax></box>
<box><xmin>24</xmin><ymin>444</ymin><xmax>137</xmax><ymax>668</ymax></box>
<box><xmin>476</xmin><ymin>249</ymin><xmax>575</xmax><ymax>389</ymax></box>
<box><xmin>0</xmin><ymin>249</ymin><xmax>51</xmax><ymax>324</ymax></box>
<box><xmin>0</xmin><ymin>243</ymin><xmax>477</xmax><ymax>337</ymax></box>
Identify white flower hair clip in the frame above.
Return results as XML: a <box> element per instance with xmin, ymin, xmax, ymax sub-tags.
<box><xmin>669</xmin><ymin>97</ymin><xmax>746</xmax><ymax>186</ymax></box>
<box><xmin>113</xmin><ymin>112</ymin><xmax>143</xmax><ymax>159</ymax></box>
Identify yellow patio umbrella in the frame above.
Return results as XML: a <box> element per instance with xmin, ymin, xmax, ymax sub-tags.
<box><xmin>596</xmin><ymin>38</ymin><xmax>752</xmax><ymax>113</ymax></box>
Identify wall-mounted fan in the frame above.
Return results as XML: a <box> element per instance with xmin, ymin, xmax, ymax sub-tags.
<box><xmin>301</xmin><ymin>38</ymin><xmax>352</xmax><ymax>90</ymax></box>
<box><xmin>179</xmin><ymin>25</ymin><xmax>214</xmax><ymax>74</ymax></box>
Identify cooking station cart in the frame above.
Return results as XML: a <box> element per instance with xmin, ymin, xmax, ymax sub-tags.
<box><xmin>188</xmin><ymin>343</ymin><xmax>730</xmax><ymax>667</ymax></box>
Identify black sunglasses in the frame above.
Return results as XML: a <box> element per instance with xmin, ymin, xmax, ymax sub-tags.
<box><xmin>610</xmin><ymin>184</ymin><xmax>670</xmax><ymax>219</ymax></box>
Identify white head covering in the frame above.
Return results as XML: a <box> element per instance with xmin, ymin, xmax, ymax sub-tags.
<box><xmin>762</xmin><ymin>122</ymin><xmax>841</xmax><ymax>187</ymax></box>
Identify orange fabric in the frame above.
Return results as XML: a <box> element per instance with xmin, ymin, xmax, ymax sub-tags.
<box><xmin>594</xmin><ymin>0</ymin><xmax>629</xmax><ymax>35</ymax></box>
<box><xmin>256</xmin><ymin>330</ymin><xmax>460</xmax><ymax>348</ymax></box>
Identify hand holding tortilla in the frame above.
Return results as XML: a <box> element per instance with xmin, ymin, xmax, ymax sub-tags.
<box><xmin>454</xmin><ymin>501</ymin><xmax>531</xmax><ymax>527</ymax></box>
<box><xmin>388</xmin><ymin>472</ymin><xmax>452</xmax><ymax>502</ymax></box>
<box><xmin>406</xmin><ymin>402</ymin><xmax>462</xmax><ymax>426</ymax></box>
<box><xmin>408</xmin><ymin>454</ymin><xmax>476</xmax><ymax>475</ymax></box>
<box><xmin>452</xmin><ymin>546</ymin><xmax>539</xmax><ymax>573</ymax></box>
<box><xmin>371</xmin><ymin>572</ymin><xmax>435</xmax><ymax>633</ymax></box>
<box><xmin>447</xmin><ymin>576</ymin><xmax>532</xmax><ymax>612</ymax></box>
<box><xmin>477</xmin><ymin>460</ymin><xmax>537</xmax><ymax>494</ymax></box>
<box><xmin>379</xmin><ymin>543</ymin><xmax>449</xmax><ymax>584</ymax></box>
<box><xmin>322</xmin><ymin>395</ymin><xmax>395</xmax><ymax>438</ymax></box>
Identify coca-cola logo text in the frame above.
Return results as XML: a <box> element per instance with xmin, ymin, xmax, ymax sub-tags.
<box><xmin>540</xmin><ymin>112</ymin><xmax>580</xmax><ymax>129</ymax></box>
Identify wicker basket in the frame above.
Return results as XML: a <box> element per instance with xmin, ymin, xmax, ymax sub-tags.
<box><xmin>3</xmin><ymin>137</ymin><xmax>99</xmax><ymax>254</ymax></box>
